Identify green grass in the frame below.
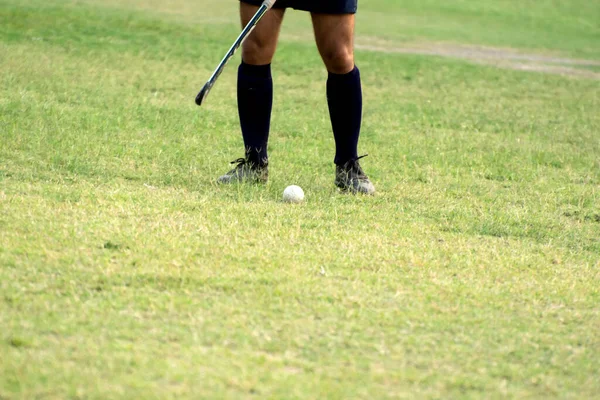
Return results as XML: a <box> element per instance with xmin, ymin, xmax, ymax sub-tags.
<box><xmin>1</xmin><ymin>0</ymin><xmax>600</xmax><ymax>398</ymax></box>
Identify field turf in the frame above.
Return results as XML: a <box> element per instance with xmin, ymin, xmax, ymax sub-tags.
<box><xmin>1</xmin><ymin>0</ymin><xmax>599</xmax><ymax>398</ymax></box>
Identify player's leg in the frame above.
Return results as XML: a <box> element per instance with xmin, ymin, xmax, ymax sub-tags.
<box><xmin>311</xmin><ymin>13</ymin><xmax>355</xmax><ymax>75</ymax></box>
<box><xmin>219</xmin><ymin>2</ymin><xmax>285</xmax><ymax>184</ymax></box>
<box><xmin>311</xmin><ymin>12</ymin><xmax>375</xmax><ymax>194</ymax></box>
<box><xmin>240</xmin><ymin>2</ymin><xmax>284</xmax><ymax>65</ymax></box>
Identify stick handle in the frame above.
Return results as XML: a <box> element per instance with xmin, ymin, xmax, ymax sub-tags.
<box><xmin>262</xmin><ymin>0</ymin><xmax>277</xmax><ymax>8</ymax></box>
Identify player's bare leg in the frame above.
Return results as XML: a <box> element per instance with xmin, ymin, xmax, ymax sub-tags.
<box><xmin>311</xmin><ymin>13</ymin><xmax>375</xmax><ymax>194</ymax></box>
<box><xmin>240</xmin><ymin>3</ymin><xmax>285</xmax><ymax>65</ymax></box>
<box><xmin>311</xmin><ymin>13</ymin><xmax>355</xmax><ymax>74</ymax></box>
<box><xmin>218</xmin><ymin>4</ymin><xmax>285</xmax><ymax>184</ymax></box>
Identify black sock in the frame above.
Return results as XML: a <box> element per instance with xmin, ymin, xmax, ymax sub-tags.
<box><xmin>237</xmin><ymin>62</ymin><xmax>272</xmax><ymax>166</ymax></box>
<box><xmin>327</xmin><ymin>66</ymin><xmax>362</xmax><ymax>165</ymax></box>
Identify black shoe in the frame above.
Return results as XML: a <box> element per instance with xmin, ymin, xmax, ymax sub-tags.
<box><xmin>334</xmin><ymin>155</ymin><xmax>375</xmax><ymax>194</ymax></box>
<box><xmin>217</xmin><ymin>158</ymin><xmax>268</xmax><ymax>184</ymax></box>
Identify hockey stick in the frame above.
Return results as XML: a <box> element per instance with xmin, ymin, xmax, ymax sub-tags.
<box><xmin>195</xmin><ymin>0</ymin><xmax>277</xmax><ymax>106</ymax></box>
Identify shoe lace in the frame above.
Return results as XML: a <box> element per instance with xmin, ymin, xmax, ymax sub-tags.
<box><xmin>343</xmin><ymin>154</ymin><xmax>368</xmax><ymax>177</ymax></box>
<box><xmin>230</xmin><ymin>157</ymin><xmax>268</xmax><ymax>169</ymax></box>
<box><xmin>230</xmin><ymin>158</ymin><xmax>247</xmax><ymax>166</ymax></box>
<box><xmin>225</xmin><ymin>158</ymin><xmax>249</xmax><ymax>174</ymax></box>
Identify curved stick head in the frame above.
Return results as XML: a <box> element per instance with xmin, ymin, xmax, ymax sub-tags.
<box><xmin>195</xmin><ymin>82</ymin><xmax>213</xmax><ymax>106</ymax></box>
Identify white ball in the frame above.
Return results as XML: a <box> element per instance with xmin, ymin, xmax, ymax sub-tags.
<box><xmin>282</xmin><ymin>185</ymin><xmax>304</xmax><ymax>203</ymax></box>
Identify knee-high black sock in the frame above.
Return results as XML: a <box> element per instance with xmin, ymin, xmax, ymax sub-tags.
<box><xmin>327</xmin><ymin>66</ymin><xmax>362</xmax><ymax>165</ymax></box>
<box><xmin>237</xmin><ymin>62</ymin><xmax>272</xmax><ymax>166</ymax></box>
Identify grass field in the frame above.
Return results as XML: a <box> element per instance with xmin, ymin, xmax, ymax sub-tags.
<box><xmin>1</xmin><ymin>0</ymin><xmax>600</xmax><ymax>398</ymax></box>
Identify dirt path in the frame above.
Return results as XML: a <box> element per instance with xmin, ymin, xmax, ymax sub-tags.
<box><xmin>281</xmin><ymin>33</ymin><xmax>600</xmax><ymax>79</ymax></box>
<box><xmin>354</xmin><ymin>39</ymin><xmax>600</xmax><ymax>79</ymax></box>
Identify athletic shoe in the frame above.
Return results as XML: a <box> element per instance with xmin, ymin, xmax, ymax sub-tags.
<box><xmin>334</xmin><ymin>155</ymin><xmax>375</xmax><ymax>194</ymax></box>
<box><xmin>217</xmin><ymin>158</ymin><xmax>268</xmax><ymax>184</ymax></box>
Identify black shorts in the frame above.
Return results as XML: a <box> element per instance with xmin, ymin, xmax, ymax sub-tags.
<box><xmin>239</xmin><ymin>0</ymin><xmax>358</xmax><ymax>14</ymax></box>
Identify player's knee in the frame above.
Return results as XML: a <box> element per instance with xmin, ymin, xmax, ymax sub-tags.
<box><xmin>242</xmin><ymin>37</ymin><xmax>275</xmax><ymax>65</ymax></box>
<box><xmin>321</xmin><ymin>47</ymin><xmax>354</xmax><ymax>74</ymax></box>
